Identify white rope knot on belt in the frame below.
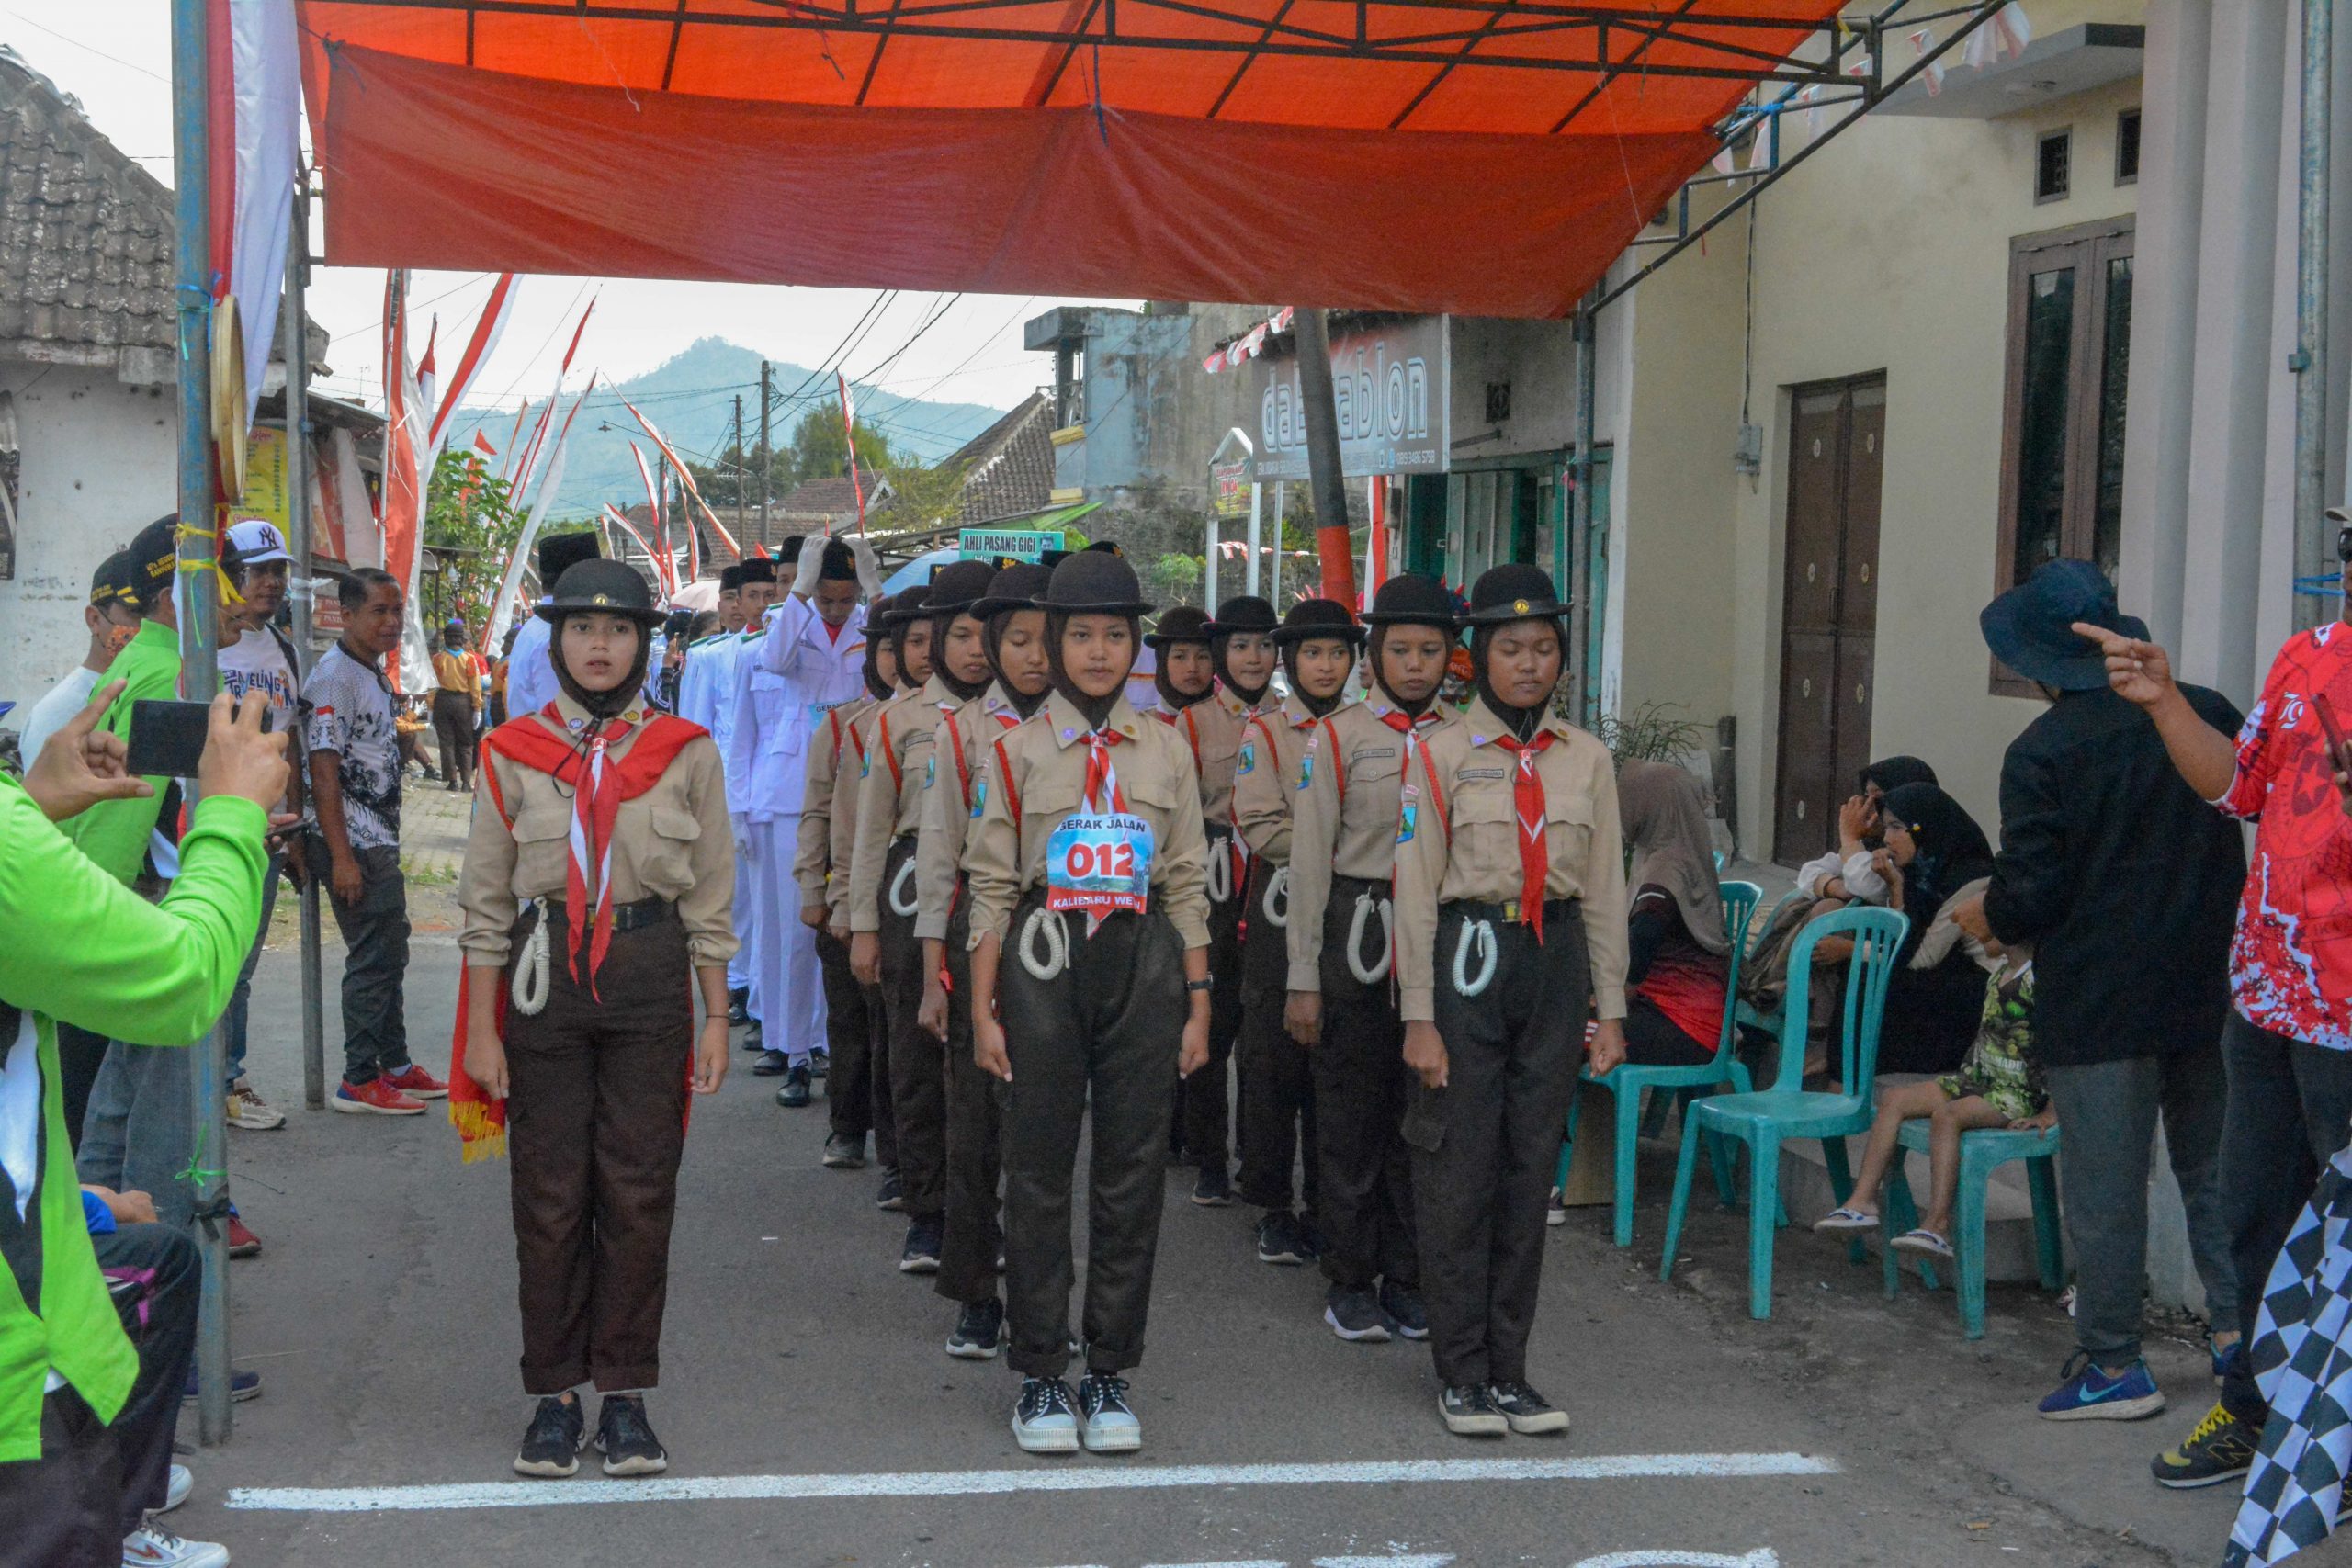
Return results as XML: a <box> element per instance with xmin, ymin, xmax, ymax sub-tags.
<box><xmin>511</xmin><ymin>903</ymin><xmax>553</xmax><ymax>1016</ymax></box>
<box><xmin>1451</xmin><ymin>917</ymin><xmax>1498</xmax><ymax>998</ymax></box>
<box><xmin>1347</xmin><ymin>889</ymin><xmax>1394</xmax><ymax>985</ymax></box>
<box><xmin>887</xmin><ymin>855</ymin><xmax>922</xmax><ymax>918</ymax></box>
<box><xmin>1204</xmin><ymin>837</ymin><xmax>1233</xmax><ymax>904</ymax></box>
<box><xmin>1017</xmin><ymin>904</ymin><xmax>1071</xmax><ymax>981</ymax></box>
<box><xmin>1261</xmin><ymin>865</ymin><xmax>1291</xmax><ymax>929</ymax></box>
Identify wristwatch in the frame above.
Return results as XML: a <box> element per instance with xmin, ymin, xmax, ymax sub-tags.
<box><xmin>1185</xmin><ymin>977</ymin><xmax>1214</xmax><ymax>994</ymax></box>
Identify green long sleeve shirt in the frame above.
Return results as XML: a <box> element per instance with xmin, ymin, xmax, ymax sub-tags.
<box><xmin>58</xmin><ymin>617</ymin><xmax>182</xmax><ymax>886</ymax></box>
<box><xmin>0</xmin><ymin>775</ymin><xmax>265</xmax><ymax>1461</ymax></box>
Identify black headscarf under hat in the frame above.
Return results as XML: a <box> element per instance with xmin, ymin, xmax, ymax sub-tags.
<box><xmin>1464</xmin><ymin>565</ymin><xmax>1567</xmax><ymax>741</ymax></box>
<box><xmin>1363</xmin><ymin>573</ymin><xmax>1458</xmax><ymax>720</ymax></box>
<box><xmin>1043</xmin><ymin>552</ymin><xmax>1152</xmax><ymax>731</ymax></box>
<box><xmin>1880</xmin><ymin>782</ymin><xmax>1996</xmax><ymax>911</ymax></box>
<box><xmin>926</xmin><ymin>561</ymin><xmax>1001</xmax><ymax>705</ymax></box>
<box><xmin>1272</xmin><ymin>599</ymin><xmax>1362</xmax><ymax>721</ymax></box>
<box><xmin>980</xmin><ymin>563</ymin><xmax>1054</xmax><ymax>718</ymax></box>
<box><xmin>1207</xmin><ymin>594</ymin><xmax>1277</xmax><ymax>707</ymax></box>
<box><xmin>861</xmin><ymin>593</ymin><xmax>896</xmax><ymax>701</ymax></box>
<box><xmin>1148</xmin><ymin>605</ymin><xmax>1216</xmax><ymax>713</ymax></box>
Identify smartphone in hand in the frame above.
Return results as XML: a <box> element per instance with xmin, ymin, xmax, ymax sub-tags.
<box><xmin>124</xmin><ymin>699</ymin><xmax>212</xmax><ymax>778</ymax></box>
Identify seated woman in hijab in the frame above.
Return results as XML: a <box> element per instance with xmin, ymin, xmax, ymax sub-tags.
<box><xmin>1792</xmin><ymin>756</ymin><xmax>1940</xmax><ymax>906</ymax></box>
<box><xmin>1827</xmin><ymin>781</ymin><xmax>1998</xmax><ymax>1078</ymax></box>
<box><xmin>1617</xmin><ymin>760</ymin><xmax>1731</xmax><ymax>1068</ymax></box>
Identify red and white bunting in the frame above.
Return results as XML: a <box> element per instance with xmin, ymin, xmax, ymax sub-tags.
<box><xmin>1202</xmin><ymin>305</ymin><xmax>1296</xmax><ymax>375</ymax></box>
<box><xmin>614</xmin><ymin>390</ymin><xmax>741</xmax><ymax>564</ymax></box>
<box><xmin>838</xmin><ymin>370</ymin><xmax>866</xmax><ymax>536</ymax></box>
<box><xmin>214</xmin><ymin>0</ymin><xmax>300</xmax><ymax>432</ymax></box>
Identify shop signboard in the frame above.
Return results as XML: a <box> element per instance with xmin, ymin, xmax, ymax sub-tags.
<box><xmin>1209</xmin><ymin>427</ymin><xmax>1255</xmax><ymax>518</ymax></box>
<box><xmin>1250</xmin><ymin>315</ymin><xmax>1449</xmax><ymax>482</ymax></box>
<box><xmin>959</xmin><ymin>527</ymin><xmax>1065</xmax><ymax>561</ymax></box>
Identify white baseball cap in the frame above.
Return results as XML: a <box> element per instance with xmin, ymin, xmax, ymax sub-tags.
<box><xmin>224</xmin><ymin>517</ymin><xmax>293</xmax><ymax>566</ymax></box>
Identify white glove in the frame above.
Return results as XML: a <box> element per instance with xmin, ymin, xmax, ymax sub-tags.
<box><xmin>792</xmin><ymin>535</ymin><xmax>824</xmax><ymax>599</ymax></box>
<box><xmin>850</xmin><ymin>535</ymin><xmax>883</xmax><ymax>600</ymax></box>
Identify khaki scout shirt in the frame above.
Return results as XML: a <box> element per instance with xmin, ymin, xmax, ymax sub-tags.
<box><xmin>1285</xmin><ymin>694</ymin><xmax>1459</xmax><ymax>993</ymax></box>
<box><xmin>848</xmin><ymin>679</ymin><xmax>955</xmax><ymax>934</ymax></box>
<box><xmin>458</xmin><ymin>694</ymin><xmax>739</xmax><ymax>971</ymax></box>
<box><xmin>826</xmin><ymin>703</ymin><xmax>884</xmax><ymax>923</ymax></box>
<box><xmin>1231</xmin><ymin>693</ymin><xmax>1323</xmax><ymax>868</ymax></box>
<box><xmin>796</xmin><ymin>694</ymin><xmax>875</xmax><ymax>916</ymax></box>
<box><xmin>963</xmin><ymin>690</ymin><xmax>1213</xmax><ymax>952</ymax></box>
<box><xmin>1391</xmin><ymin>697</ymin><xmax>1628</xmax><ymax>1024</ymax></box>
<box><xmin>914</xmin><ymin>682</ymin><xmax>1028</xmax><ymax>942</ymax></box>
<box><xmin>1154</xmin><ymin>694</ymin><xmax>1245</xmax><ymax>823</ymax></box>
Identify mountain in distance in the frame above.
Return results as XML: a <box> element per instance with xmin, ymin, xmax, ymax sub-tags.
<box><xmin>438</xmin><ymin>336</ymin><xmax>1012</xmax><ymax>518</ymax></box>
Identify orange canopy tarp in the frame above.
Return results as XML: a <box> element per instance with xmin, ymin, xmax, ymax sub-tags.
<box><xmin>297</xmin><ymin>0</ymin><xmax>1845</xmax><ymax>318</ymax></box>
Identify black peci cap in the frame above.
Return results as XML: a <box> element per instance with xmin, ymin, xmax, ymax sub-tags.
<box><xmin>1042</xmin><ymin>549</ymin><xmax>1153</xmax><ymax>616</ymax></box>
<box><xmin>1144</xmin><ymin>605</ymin><xmax>1215</xmax><ymax>649</ymax></box>
<box><xmin>537</xmin><ymin>529</ymin><xmax>602</xmax><ymax>583</ymax></box>
<box><xmin>536</xmin><ymin>558</ymin><xmax>663</xmax><ymax>627</ymax></box>
<box><xmin>1361</xmin><ymin>572</ymin><xmax>1460</xmax><ymax>630</ymax></box>
<box><xmin>739</xmin><ymin>558</ymin><xmax>778</xmax><ymax>585</ymax></box>
<box><xmin>1461</xmin><ymin>564</ymin><xmax>1569</xmax><ymax>627</ymax></box>
<box><xmin>1204</xmin><ymin>594</ymin><xmax>1276</xmax><ymax>638</ymax></box>
<box><xmin>718</xmin><ymin>563</ymin><xmax>750</xmax><ymax>592</ymax></box>
<box><xmin>1270</xmin><ymin>596</ymin><xmax>1365</xmax><ymax>647</ymax></box>
<box><xmin>778</xmin><ymin>536</ymin><xmax>807</xmax><ymax>565</ymax></box>
<box><xmin>972</xmin><ymin>562</ymin><xmax>1052</xmax><ymax>620</ymax></box>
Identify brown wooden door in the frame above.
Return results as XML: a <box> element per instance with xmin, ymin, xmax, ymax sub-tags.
<box><xmin>1773</xmin><ymin>375</ymin><xmax>1886</xmax><ymax>864</ymax></box>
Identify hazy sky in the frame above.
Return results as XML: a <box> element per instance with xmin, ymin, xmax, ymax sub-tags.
<box><xmin>7</xmin><ymin>2</ymin><xmax>1134</xmax><ymax>430</ymax></box>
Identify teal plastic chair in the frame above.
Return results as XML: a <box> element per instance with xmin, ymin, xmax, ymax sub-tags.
<box><xmin>1658</xmin><ymin>904</ymin><xmax>1910</xmax><ymax>1319</ymax></box>
<box><xmin>1555</xmin><ymin>881</ymin><xmax>1764</xmax><ymax>1247</ymax></box>
<box><xmin>1728</xmin><ymin>887</ymin><xmax>1815</xmax><ymax>1058</ymax></box>
<box><xmin>1880</xmin><ymin>1121</ymin><xmax>2064</xmax><ymax>1339</ymax></box>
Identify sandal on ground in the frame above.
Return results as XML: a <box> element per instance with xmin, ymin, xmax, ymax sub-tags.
<box><xmin>1812</xmin><ymin>1207</ymin><xmax>1879</xmax><ymax>1234</ymax></box>
<box><xmin>1891</xmin><ymin>1227</ymin><xmax>1954</xmax><ymax>1260</ymax></box>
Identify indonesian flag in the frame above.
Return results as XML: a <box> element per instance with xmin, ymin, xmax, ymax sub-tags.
<box><xmin>472</xmin><ymin>430</ymin><xmax>497</xmax><ymax>457</ymax></box>
<box><xmin>378</xmin><ymin>271</ymin><xmax>434</xmax><ymax>693</ymax></box>
<box><xmin>208</xmin><ymin>0</ymin><xmax>300</xmax><ymax>435</ymax></box>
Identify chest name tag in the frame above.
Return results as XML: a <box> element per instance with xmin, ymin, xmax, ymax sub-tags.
<box><xmin>1046</xmin><ymin>812</ymin><xmax>1155</xmax><ymax>933</ymax></box>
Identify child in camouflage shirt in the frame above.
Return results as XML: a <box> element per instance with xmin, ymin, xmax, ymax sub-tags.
<box><xmin>1807</xmin><ymin>944</ymin><xmax>2049</xmax><ymax>1261</ymax></box>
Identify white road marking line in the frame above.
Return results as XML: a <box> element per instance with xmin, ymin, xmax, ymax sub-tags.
<box><xmin>1316</xmin><ymin>1557</ymin><xmax>1455</xmax><ymax>1567</ymax></box>
<box><xmin>228</xmin><ymin>1451</ymin><xmax>1837</xmax><ymax>1514</ymax></box>
<box><xmin>1572</xmin><ymin>1553</ymin><xmax>1780</xmax><ymax>1568</ymax></box>
<box><xmin>1141</xmin><ymin>1561</ymin><xmax>1288</xmax><ymax>1567</ymax></box>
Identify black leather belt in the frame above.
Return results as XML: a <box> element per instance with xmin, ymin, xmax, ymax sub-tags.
<box><xmin>541</xmin><ymin>896</ymin><xmax>676</xmax><ymax>932</ymax></box>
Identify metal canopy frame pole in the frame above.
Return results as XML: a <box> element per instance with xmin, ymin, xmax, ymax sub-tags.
<box><xmin>1246</xmin><ymin>479</ymin><xmax>1262</xmax><ymax>596</ymax></box>
<box><xmin>1566</xmin><ymin>302</ymin><xmax>1597</xmax><ymax>726</ymax></box>
<box><xmin>2296</xmin><ymin>0</ymin><xmax>2334</xmax><ymax>630</ymax></box>
<box><xmin>171</xmin><ymin>0</ymin><xmax>233</xmax><ymax>1448</ymax></box>
<box><xmin>287</xmin><ymin>179</ymin><xmax>327</xmax><ymax>1113</ymax></box>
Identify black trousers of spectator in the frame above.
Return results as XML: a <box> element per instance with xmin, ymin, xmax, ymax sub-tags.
<box><xmin>820</xmin><ymin>927</ymin><xmax>897</xmax><ymax>1167</ymax></box>
<box><xmin>937</xmin><ymin>896</ymin><xmax>1003</xmax><ymax>1308</ymax></box>
<box><xmin>1178</xmin><ymin>824</ymin><xmax>1246</xmax><ymax>1172</ymax></box>
<box><xmin>0</xmin><ymin>1387</ymin><xmax>120</xmax><ymax>1568</ymax></box>
<box><xmin>1313</xmin><ymin>874</ymin><xmax>1418</xmax><ymax>1292</ymax></box>
<box><xmin>311</xmin><ymin>837</ymin><xmax>413</xmax><ymax>1087</ymax></box>
<box><xmin>880</xmin><ymin>836</ymin><xmax>945</xmax><ymax>1225</ymax></box>
<box><xmin>2220</xmin><ymin>1010</ymin><xmax>2352</xmax><ymax>1430</ymax></box>
<box><xmin>94</xmin><ymin>1221</ymin><xmax>199</xmax><ymax>1532</ymax></box>
<box><xmin>55</xmin><ymin>1021</ymin><xmax>109</xmax><ymax>1156</ymax></box>
<box><xmin>997</xmin><ymin>897</ymin><xmax>1185</xmax><ymax>1379</ymax></box>
<box><xmin>1237</xmin><ymin>856</ymin><xmax>1317</xmax><ymax>1217</ymax></box>
<box><xmin>430</xmin><ymin>689</ymin><xmax>477</xmax><ymax>790</ymax></box>
<box><xmin>1410</xmin><ymin>900</ymin><xmax>1589</xmax><ymax>1388</ymax></box>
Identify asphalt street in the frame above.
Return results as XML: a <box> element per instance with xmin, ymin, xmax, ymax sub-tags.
<box><xmin>166</xmin><ymin>901</ymin><xmax>2310</xmax><ymax>1568</ymax></box>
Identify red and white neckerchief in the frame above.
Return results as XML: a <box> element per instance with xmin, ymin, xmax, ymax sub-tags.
<box><xmin>1488</xmin><ymin>728</ymin><xmax>1558</xmax><ymax>942</ymax></box>
<box><xmin>1080</xmin><ymin>726</ymin><xmax>1129</xmax><ymax>814</ymax></box>
<box><xmin>559</xmin><ymin>704</ymin><xmax>640</xmax><ymax>998</ymax></box>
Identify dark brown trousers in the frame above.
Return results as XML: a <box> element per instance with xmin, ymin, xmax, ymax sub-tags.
<box><xmin>820</xmin><ymin>927</ymin><xmax>896</xmax><ymax>1165</ymax></box>
<box><xmin>1178</xmin><ymin>823</ymin><xmax>1245</xmax><ymax>1170</ymax></box>
<box><xmin>1312</xmin><ymin>874</ymin><xmax>1419</xmax><ymax>1292</ymax></box>
<box><xmin>936</xmin><ymin>895</ymin><xmax>1003</xmax><ymax>1306</ymax></box>
<box><xmin>504</xmin><ymin>909</ymin><xmax>692</xmax><ymax>1394</ymax></box>
<box><xmin>1236</xmin><ymin>855</ymin><xmax>1317</xmax><ymax>1215</ymax></box>
<box><xmin>880</xmin><ymin>835</ymin><xmax>946</xmax><ymax>1223</ymax></box>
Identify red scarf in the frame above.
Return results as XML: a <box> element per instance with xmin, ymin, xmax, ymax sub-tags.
<box><xmin>446</xmin><ymin>705</ymin><xmax>706</xmax><ymax>1161</ymax></box>
<box><xmin>1080</xmin><ymin>728</ymin><xmax>1128</xmax><ymax>813</ymax></box>
<box><xmin>1490</xmin><ymin>728</ymin><xmax>1557</xmax><ymax>942</ymax></box>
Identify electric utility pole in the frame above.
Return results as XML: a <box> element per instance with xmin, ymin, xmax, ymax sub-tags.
<box><xmin>758</xmin><ymin>360</ymin><xmax>774</xmax><ymax>552</ymax></box>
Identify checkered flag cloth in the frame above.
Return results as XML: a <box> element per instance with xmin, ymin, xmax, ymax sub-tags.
<box><xmin>2227</xmin><ymin>1137</ymin><xmax>2352</xmax><ymax>1567</ymax></box>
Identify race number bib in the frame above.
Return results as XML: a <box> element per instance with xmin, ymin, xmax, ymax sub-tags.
<box><xmin>1046</xmin><ymin>812</ymin><xmax>1155</xmax><ymax>931</ymax></box>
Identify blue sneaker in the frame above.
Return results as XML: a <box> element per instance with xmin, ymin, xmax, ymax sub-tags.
<box><xmin>2037</xmin><ymin>1351</ymin><xmax>2165</xmax><ymax>1421</ymax></box>
<box><xmin>182</xmin><ymin>1366</ymin><xmax>262</xmax><ymax>1404</ymax></box>
<box><xmin>2212</xmin><ymin>1337</ymin><xmax>2244</xmax><ymax>1382</ymax></box>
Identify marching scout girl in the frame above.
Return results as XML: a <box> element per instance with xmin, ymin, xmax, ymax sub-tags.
<box><xmin>826</xmin><ymin>598</ymin><xmax>904</xmax><ymax>1203</ymax></box>
<box><xmin>1283</xmin><ymin>574</ymin><xmax>1461</xmax><ymax>1345</ymax></box>
<box><xmin>1229</xmin><ymin>597</ymin><xmax>1362</xmax><ymax>1269</ymax></box>
<box><xmin>847</xmin><ymin>581</ymin><xmax>948</xmax><ymax>1269</ymax></box>
<box><xmin>1143</xmin><ymin>605</ymin><xmax>1248</xmax><ymax>1205</ymax></box>
<box><xmin>797</xmin><ymin>593</ymin><xmax>894</xmax><ymax>1150</ymax></box>
<box><xmin>964</xmin><ymin>549</ymin><xmax>1212</xmax><ymax>1454</ymax></box>
<box><xmin>914</xmin><ymin>560</ymin><xmax>1056</xmax><ymax>1361</ymax></box>
<box><xmin>452</xmin><ymin>558</ymin><xmax>736</xmax><ymax>1480</ymax></box>
<box><xmin>1392</xmin><ymin>563</ymin><xmax>1629</xmax><ymax>1439</ymax></box>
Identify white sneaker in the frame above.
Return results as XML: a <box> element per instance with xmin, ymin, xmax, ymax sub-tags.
<box><xmin>164</xmin><ymin>1462</ymin><xmax>191</xmax><ymax>1511</ymax></box>
<box><xmin>1076</xmin><ymin>1372</ymin><xmax>1142</xmax><ymax>1453</ymax></box>
<box><xmin>123</xmin><ymin>1522</ymin><xmax>229</xmax><ymax>1568</ymax></box>
<box><xmin>225</xmin><ymin>1086</ymin><xmax>285</xmax><ymax>1132</ymax></box>
<box><xmin>1011</xmin><ymin>1377</ymin><xmax>1080</xmax><ymax>1454</ymax></box>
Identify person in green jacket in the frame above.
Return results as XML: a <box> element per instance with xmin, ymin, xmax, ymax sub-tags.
<box><xmin>0</xmin><ymin>682</ymin><xmax>283</xmax><ymax>1568</ymax></box>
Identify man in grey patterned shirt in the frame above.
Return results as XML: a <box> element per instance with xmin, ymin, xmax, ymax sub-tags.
<box><xmin>300</xmin><ymin>569</ymin><xmax>445</xmax><ymax>1115</ymax></box>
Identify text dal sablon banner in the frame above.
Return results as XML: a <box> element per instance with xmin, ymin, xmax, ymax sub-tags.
<box><xmin>1250</xmin><ymin>316</ymin><xmax>1449</xmax><ymax>482</ymax></box>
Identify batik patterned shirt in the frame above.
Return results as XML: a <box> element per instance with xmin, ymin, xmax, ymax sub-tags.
<box><xmin>300</xmin><ymin>643</ymin><xmax>402</xmax><ymax>852</ymax></box>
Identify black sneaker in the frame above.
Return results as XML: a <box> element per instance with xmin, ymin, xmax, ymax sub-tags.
<box><xmin>727</xmin><ymin>988</ymin><xmax>749</xmax><ymax>1024</ymax></box>
<box><xmin>822</xmin><ymin>1133</ymin><xmax>866</xmax><ymax>1169</ymax></box>
<box><xmin>1380</xmin><ymin>1280</ymin><xmax>1430</xmax><ymax>1341</ymax></box>
<box><xmin>1324</xmin><ymin>1285</ymin><xmax>1396</xmax><ymax>1344</ymax></box>
<box><xmin>594</xmin><ymin>1394</ymin><xmax>668</xmax><ymax>1477</ymax></box>
<box><xmin>513</xmin><ymin>1394</ymin><xmax>584</xmax><ymax>1478</ymax></box>
<box><xmin>899</xmin><ymin>1217</ymin><xmax>943</xmax><ymax>1273</ymax></box>
<box><xmin>751</xmin><ymin>1049</ymin><xmax>790</xmax><ymax>1077</ymax></box>
<box><xmin>1256</xmin><ymin>1211</ymin><xmax>1307</xmax><ymax>1266</ymax></box>
<box><xmin>1297</xmin><ymin>1213</ymin><xmax>1326</xmax><ymax>1262</ymax></box>
<box><xmin>775</xmin><ymin>1063</ymin><xmax>813</xmax><ymax>1107</ymax></box>
<box><xmin>1077</xmin><ymin>1371</ymin><xmax>1142</xmax><ymax>1452</ymax></box>
<box><xmin>876</xmin><ymin>1168</ymin><xmax>906</xmax><ymax>1211</ymax></box>
<box><xmin>1192</xmin><ymin>1166</ymin><xmax>1235</xmax><ymax>1207</ymax></box>
<box><xmin>1487</xmin><ymin>1380</ymin><xmax>1569</xmax><ymax>1435</ymax></box>
<box><xmin>1440</xmin><ymin>1383</ymin><xmax>1508</xmax><ymax>1438</ymax></box>
<box><xmin>946</xmin><ymin>1297</ymin><xmax>1004</xmax><ymax>1359</ymax></box>
<box><xmin>1012</xmin><ymin>1377</ymin><xmax>1080</xmax><ymax>1453</ymax></box>
<box><xmin>2151</xmin><ymin>1402</ymin><xmax>2258</xmax><ymax>1489</ymax></box>
<box><xmin>741</xmin><ymin>1018</ymin><xmax>764</xmax><ymax>1049</ymax></box>
<box><xmin>810</xmin><ymin>1048</ymin><xmax>830</xmax><ymax>1079</ymax></box>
